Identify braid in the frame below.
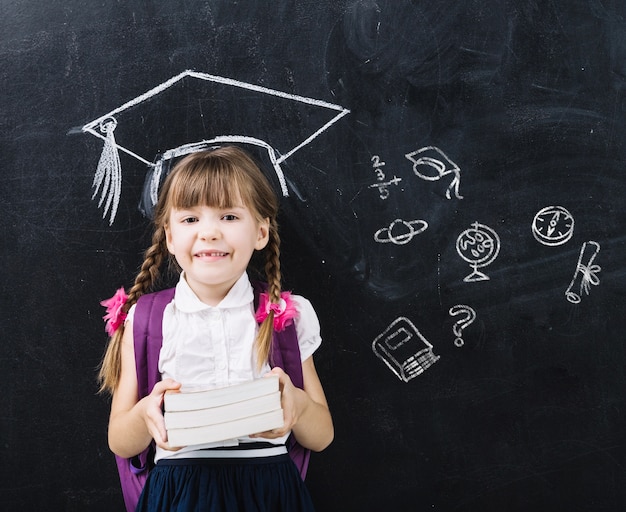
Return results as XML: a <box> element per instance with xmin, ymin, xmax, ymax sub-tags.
<box><xmin>265</xmin><ymin>220</ymin><xmax>282</xmax><ymax>302</ymax></box>
<box><xmin>255</xmin><ymin>221</ymin><xmax>282</xmax><ymax>369</ymax></box>
<box><xmin>97</xmin><ymin>227</ymin><xmax>169</xmax><ymax>395</ymax></box>
<box><xmin>127</xmin><ymin>227</ymin><xmax>169</xmax><ymax>305</ymax></box>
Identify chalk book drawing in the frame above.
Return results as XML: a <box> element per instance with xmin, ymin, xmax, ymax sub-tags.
<box><xmin>565</xmin><ymin>241</ymin><xmax>601</xmax><ymax>303</ymax></box>
<box><xmin>456</xmin><ymin>221</ymin><xmax>501</xmax><ymax>282</ymax></box>
<box><xmin>80</xmin><ymin>70</ymin><xmax>350</xmax><ymax>224</ymax></box>
<box><xmin>405</xmin><ymin>146</ymin><xmax>462</xmax><ymax>200</ymax></box>
<box><xmin>372</xmin><ymin>317</ymin><xmax>440</xmax><ymax>382</ymax></box>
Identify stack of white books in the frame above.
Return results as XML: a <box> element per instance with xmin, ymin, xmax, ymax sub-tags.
<box><xmin>164</xmin><ymin>376</ymin><xmax>283</xmax><ymax>447</ymax></box>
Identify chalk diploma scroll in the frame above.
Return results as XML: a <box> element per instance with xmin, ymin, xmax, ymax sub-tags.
<box><xmin>565</xmin><ymin>241</ymin><xmax>601</xmax><ymax>304</ymax></box>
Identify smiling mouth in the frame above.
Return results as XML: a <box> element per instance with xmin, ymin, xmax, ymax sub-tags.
<box><xmin>196</xmin><ymin>251</ymin><xmax>228</xmax><ymax>257</ymax></box>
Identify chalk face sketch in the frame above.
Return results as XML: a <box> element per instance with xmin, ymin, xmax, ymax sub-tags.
<box><xmin>372</xmin><ymin>317</ymin><xmax>440</xmax><ymax>382</ymax></box>
<box><xmin>369</xmin><ymin>155</ymin><xmax>402</xmax><ymax>200</ymax></box>
<box><xmin>449</xmin><ymin>305</ymin><xmax>477</xmax><ymax>347</ymax></box>
<box><xmin>565</xmin><ymin>241</ymin><xmax>601</xmax><ymax>303</ymax></box>
<box><xmin>456</xmin><ymin>221</ymin><xmax>501</xmax><ymax>282</ymax></box>
<box><xmin>374</xmin><ymin>218</ymin><xmax>429</xmax><ymax>245</ymax></box>
<box><xmin>532</xmin><ymin>206</ymin><xmax>575</xmax><ymax>246</ymax></box>
<box><xmin>405</xmin><ymin>146</ymin><xmax>462</xmax><ymax>199</ymax></box>
<box><xmin>80</xmin><ymin>70</ymin><xmax>350</xmax><ymax>224</ymax></box>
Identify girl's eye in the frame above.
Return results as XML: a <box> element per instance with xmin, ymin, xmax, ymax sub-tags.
<box><xmin>182</xmin><ymin>217</ymin><xmax>198</xmax><ymax>224</ymax></box>
<box><xmin>222</xmin><ymin>214</ymin><xmax>238</xmax><ymax>221</ymax></box>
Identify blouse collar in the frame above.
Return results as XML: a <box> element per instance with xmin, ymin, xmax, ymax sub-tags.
<box><xmin>174</xmin><ymin>272</ymin><xmax>254</xmax><ymax>313</ymax></box>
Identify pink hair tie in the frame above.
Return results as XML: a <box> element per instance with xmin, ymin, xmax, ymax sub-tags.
<box><xmin>100</xmin><ymin>287</ymin><xmax>128</xmax><ymax>336</ymax></box>
<box><xmin>255</xmin><ymin>291</ymin><xmax>298</xmax><ymax>331</ymax></box>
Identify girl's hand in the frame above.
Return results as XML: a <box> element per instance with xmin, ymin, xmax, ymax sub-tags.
<box><xmin>251</xmin><ymin>358</ymin><xmax>333</xmax><ymax>452</ymax></box>
<box><xmin>251</xmin><ymin>367</ymin><xmax>298</xmax><ymax>439</ymax></box>
<box><xmin>142</xmin><ymin>378</ymin><xmax>183</xmax><ymax>451</ymax></box>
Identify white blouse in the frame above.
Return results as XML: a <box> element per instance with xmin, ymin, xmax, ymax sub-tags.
<box><xmin>127</xmin><ymin>271</ymin><xmax>322</xmax><ymax>461</ymax></box>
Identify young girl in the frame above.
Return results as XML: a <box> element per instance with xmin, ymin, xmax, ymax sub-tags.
<box><xmin>98</xmin><ymin>146</ymin><xmax>333</xmax><ymax>511</ymax></box>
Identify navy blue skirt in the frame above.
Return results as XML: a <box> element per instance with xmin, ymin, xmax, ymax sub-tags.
<box><xmin>135</xmin><ymin>454</ymin><xmax>315</xmax><ymax>512</ymax></box>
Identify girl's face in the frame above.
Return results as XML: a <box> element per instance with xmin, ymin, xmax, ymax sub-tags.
<box><xmin>165</xmin><ymin>199</ymin><xmax>269</xmax><ymax>306</ymax></box>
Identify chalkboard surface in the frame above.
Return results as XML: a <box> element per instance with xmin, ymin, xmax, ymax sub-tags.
<box><xmin>2</xmin><ymin>1</ymin><xmax>625</xmax><ymax>510</ymax></box>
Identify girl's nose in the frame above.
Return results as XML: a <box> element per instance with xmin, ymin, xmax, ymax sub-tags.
<box><xmin>199</xmin><ymin>221</ymin><xmax>221</xmax><ymax>240</ymax></box>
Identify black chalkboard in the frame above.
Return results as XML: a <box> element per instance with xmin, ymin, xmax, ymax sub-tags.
<box><xmin>2</xmin><ymin>1</ymin><xmax>625</xmax><ymax>510</ymax></box>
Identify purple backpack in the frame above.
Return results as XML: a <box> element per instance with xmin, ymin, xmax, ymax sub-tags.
<box><xmin>114</xmin><ymin>284</ymin><xmax>311</xmax><ymax>512</ymax></box>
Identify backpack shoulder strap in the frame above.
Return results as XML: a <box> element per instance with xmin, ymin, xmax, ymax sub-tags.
<box><xmin>251</xmin><ymin>281</ymin><xmax>301</xmax><ymax>383</ymax></box>
<box><xmin>251</xmin><ymin>280</ymin><xmax>311</xmax><ymax>478</ymax></box>
<box><xmin>133</xmin><ymin>288</ymin><xmax>176</xmax><ymax>399</ymax></box>
<box><xmin>115</xmin><ymin>287</ymin><xmax>175</xmax><ymax>512</ymax></box>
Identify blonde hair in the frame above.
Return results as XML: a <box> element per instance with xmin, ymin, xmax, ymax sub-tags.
<box><xmin>98</xmin><ymin>146</ymin><xmax>282</xmax><ymax>394</ymax></box>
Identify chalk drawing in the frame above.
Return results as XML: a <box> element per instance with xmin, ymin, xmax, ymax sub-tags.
<box><xmin>369</xmin><ymin>155</ymin><xmax>402</xmax><ymax>199</ymax></box>
<box><xmin>456</xmin><ymin>221</ymin><xmax>501</xmax><ymax>282</ymax></box>
<box><xmin>532</xmin><ymin>205</ymin><xmax>574</xmax><ymax>246</ymax></box>
<box><xmin>91</xmin><ymin>117</ymin><xmax>122</xmax><ymax>223</ymax></box>
<box><xmin>449</xmin><ymin>305</ymin><xmax>477</xmax><ymax>347</ymax></box>
<box><xmin>372</xmin><ymin>317</ymin><xmax>440</xmax><ymax>382</ymax></box>
<box><xmin>374</xmin><ymin>218</ymin><xmax>429</xmax><ymax>245</ymax></box>
<box><xmin>80</xmin><ymin>70</ymin><xmax>350</xmax><ymax>224</ymax></box>
<box><xmin>565</xmin><ymin>241</ymin><xmax>601</xmax><ymax>303</ymax></box>
<box><xmin>405</xmin><ymin>146</ymin><xmax>462</xmax><ymax>199</ymax></box>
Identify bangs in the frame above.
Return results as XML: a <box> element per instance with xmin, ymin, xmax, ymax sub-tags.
<box><xmin>154</xmin><ymin>146</ymin><xmax>278</xmax><ymax>228</ymax></box>
<box><xmin>167</xmin><ymin>155</ymin><xmax>255</xmax><ymax>211</ymax></box>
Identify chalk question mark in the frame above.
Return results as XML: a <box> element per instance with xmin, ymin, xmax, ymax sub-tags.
<box><xmin>449</xmin><ymin>305</ymin><xmax>476</xmax><ymax>347</ymax></box>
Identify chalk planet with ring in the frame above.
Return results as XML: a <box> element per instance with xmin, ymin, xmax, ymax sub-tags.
<box><xmin>374</xmin><ymin>218</ymin><xmax>429</xmax><ymax>245</ymax></box>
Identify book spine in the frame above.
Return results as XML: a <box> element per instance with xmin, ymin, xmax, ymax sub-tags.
<box><xmin>164</xmin><ymin>376</ymin><xmax>279</xmax><ymax>412</ymax></box>
<box><xmin>167</xmin><ymin>409</ymin><xmax>284</xmax><ymax>447</ymax></box>
<box><xmin>164</xmin><ymin>391</ymin><xmax>281</xmax><ymax>429</ymax></box>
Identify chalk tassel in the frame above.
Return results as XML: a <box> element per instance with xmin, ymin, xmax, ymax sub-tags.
<box><xmin>92</xmin><ymin>117</ymin><xmax>122</xmax><ymax>225</ymax></box>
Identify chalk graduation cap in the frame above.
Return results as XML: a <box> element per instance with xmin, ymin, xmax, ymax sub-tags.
<box><xmin>81</xmin><ymin>70</ymin><xmax>350</xmax><ymax>224</ymax></box>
